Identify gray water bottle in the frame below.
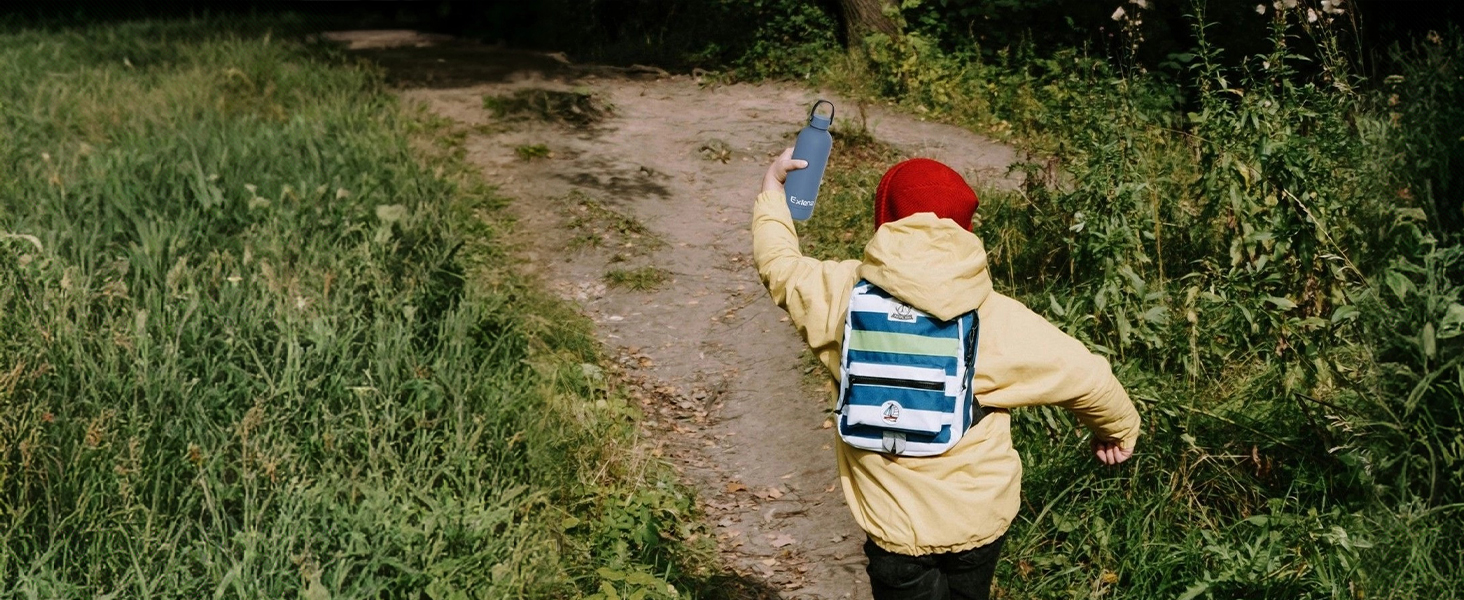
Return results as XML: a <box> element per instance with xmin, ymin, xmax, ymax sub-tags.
<box><xmin>785</xmin><ymin>100</ymin><xmax>834</xmax><ymax>221</ymax></box>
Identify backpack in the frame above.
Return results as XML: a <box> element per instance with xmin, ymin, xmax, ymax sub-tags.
<box><xmin>835</xmin><ymin>280</ymin><xmax>982</xmax><ymax>457</ymax></box>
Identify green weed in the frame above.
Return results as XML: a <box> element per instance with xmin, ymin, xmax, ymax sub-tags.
<box><xmin>566</xmin><ymin>194</ymin><xmax>664</xmax><ymax>253</ymax></box>
<box><xmin>515</xmin><ymin>143</ymin><xmax>553</xmax><ymax>160</ymax></box>
<box><xmin>483</xmin><ymin>88</ymin><xmax>610</xmax><ymax>126</ymax></box>
<box><xmin>605</xmin><ymin>266</ymin><xmax>672</xmax><ymax>291</ymax></box>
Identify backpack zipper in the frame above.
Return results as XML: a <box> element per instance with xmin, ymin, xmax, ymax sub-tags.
<box><xmin>847</xmin><ymin>374</ymin><xmax>945</xmax><ymax>391</ymax></box>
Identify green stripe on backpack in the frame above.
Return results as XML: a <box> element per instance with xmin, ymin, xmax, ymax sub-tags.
<box><xmin>846</xmin><ymin>330</ymin><xmax>962</xmax><ymax>356</ymax></box>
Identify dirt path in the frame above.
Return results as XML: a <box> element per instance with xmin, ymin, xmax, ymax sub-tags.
<box><xmin>331</xmin><ymin>31</ymin><xmax>1018</xmax><ymax>600</ymax></box>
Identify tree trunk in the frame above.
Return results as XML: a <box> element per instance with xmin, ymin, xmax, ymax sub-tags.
<box><xmin>836</xmin><ymin>0</ymin><xmax>901</xmax><ymax>44</ymax></box>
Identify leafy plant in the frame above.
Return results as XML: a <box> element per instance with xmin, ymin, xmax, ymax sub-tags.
<box><xmin>516</xmin><ymin>143</ymin><xmax>553</xmax><ymax>160</ymax></box>
<box><xmin>565</xmin><ymin>193</ymin><xmax>664</xmax><ymax>253</ymax></box>
<box><xmin>484</xmin><ymin>88</ymin><xmax>610</xmax><ymax>126</ymax></box>
<box><xmin>605</xmin><ymin>266</ymin><xmax>672</xmax><ymax>291</ymax></box>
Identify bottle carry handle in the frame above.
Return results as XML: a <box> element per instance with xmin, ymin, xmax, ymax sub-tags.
<box><xmin>809</xmin><ymin>99</ymin><xmax>835</xmax><ymax>123</ymax></box>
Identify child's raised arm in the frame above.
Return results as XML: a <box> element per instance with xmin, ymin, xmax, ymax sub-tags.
<box><xmin>751</xmin><ymin>149</ymin><xmax>862</xmax><ymax>376</ymax></box>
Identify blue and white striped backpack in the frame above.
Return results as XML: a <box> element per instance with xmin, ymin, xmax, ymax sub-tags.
<box><xmin>836</xmin><ymin>280</ymin><xmax>982</xmax><ymax>457</ymax></box>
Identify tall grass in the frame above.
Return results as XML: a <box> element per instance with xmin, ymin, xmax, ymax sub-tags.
<box><xmin>0</xmin><ymin>20</ymin><xmax>711</xmax><ymax>598</ymax></box>
<box><xmin>789</xmin><ymin>4</ymin><xmax>1463</xmax><ymax>598</ymax></box>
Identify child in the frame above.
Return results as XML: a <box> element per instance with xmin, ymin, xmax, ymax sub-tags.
<box><xmin>751</xmin><ymin>149</ymin><xmax>1141</xmax><ymax>600</ymax></box>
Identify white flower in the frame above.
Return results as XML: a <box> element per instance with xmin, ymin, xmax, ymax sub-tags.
<box><xmin>1307</xmin><ymin>8</ymin><xmax>1318</xmax><ymax>22</ymax></box>
<box><xmin>1256</xmin><ymin>4</ymin><xmax>1266</xmax><ymax>14</ymax></box>
<box><xmin>1111</xmin><ymin>6</ymin><xmax>1127</xmax><ymax>21</ymax></box>
<box><xmin>1130</xmin><ymin>0</ymin><xmax>1148</xmax><ymax>8</ymax></box>
<box><xmin>1283</xmin><ymin>0</ymin><xmax>1297</xmax><ymax>8</ymax></box>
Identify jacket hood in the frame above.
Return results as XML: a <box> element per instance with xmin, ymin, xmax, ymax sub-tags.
<box><xmin>857</xmin><ymin>212</ymin><xmax>992</xmax><ymax>321</ymax></box>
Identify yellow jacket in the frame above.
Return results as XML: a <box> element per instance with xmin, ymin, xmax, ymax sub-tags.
<box><xmin>751</xmin><ymin>190</ymin><xmax>1142</xmax><ymax>556</ymax></box>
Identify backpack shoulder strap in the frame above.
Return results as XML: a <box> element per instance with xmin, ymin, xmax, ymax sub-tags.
<box><xmin>963</xmin><ymin>310</ymin><xmax>984</xmax><ymax>425</ymax></box>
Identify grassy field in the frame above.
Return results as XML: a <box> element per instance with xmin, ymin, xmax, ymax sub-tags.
<box><xmin>791</xmin><ymin>6</ymin><xmax>1464</xmax><ymax>599</ymax></box>
<box><xmin>0</xmin><ymin>20</ymin><xmax>716</xmax><ymax>598</ymax></box>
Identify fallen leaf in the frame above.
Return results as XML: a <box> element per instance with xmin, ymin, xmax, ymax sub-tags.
<box><xmin>761</xmin><ymin>558</ymin><xmax>778</xmax><ymax>566</ymax></box>
<box><xmin>725</xmin><ymin>482</ymin><xmax>747</xmax><ymax>493</ymax></box>
<box><xmin>768</xmin><ymin>533</ymin><xmax>796</xmax><ymax>548</ymax></box>
<box><xmin>1102</xmin><ymin>571</ymin><xmax>1119</xmax><ymax>584</ymax></box>
<box><xmin>821</xmin><ymin>419</ymin><xmax>833</xmax><ymax>429</ymax></box>
<box><xmin>766</xmin><ymin>487</ymin><xmax>784</xmax><ymax>499</ymax></box>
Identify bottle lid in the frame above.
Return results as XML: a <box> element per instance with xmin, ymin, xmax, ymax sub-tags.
<box><xmin>808</xmin><ymin>100</ymin><xmax>834</xmax><ymax>130</ymax></box>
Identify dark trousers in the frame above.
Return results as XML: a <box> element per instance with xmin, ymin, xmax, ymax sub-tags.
<box><xmin>863</xmin><ymin>536</ymin><xmax>1005</xmax><ymax>600</ymax></box>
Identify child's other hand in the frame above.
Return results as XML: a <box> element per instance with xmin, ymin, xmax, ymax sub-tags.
<box><xmin>1092</xmin><ymin>438</ymin><xmax>1134</xmax><ymax>465</ymax></box>
<box><xmin>762</xmin><ymin>147</ymin><xmax>808</xmax><ymax>195</ymax></box>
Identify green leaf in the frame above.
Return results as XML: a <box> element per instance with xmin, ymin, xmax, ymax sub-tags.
<box><xmin>494</xmin><ymin>484</ymin><xmax>529</xmax><ymax>508</ymax></box>
<box><xmin>1048</xmin><ymin>294</ymin><xmax>1067</xmax><ymax>317</ymax></box>
<box><xmin>1053</xmin><ymin>514</ymin><xmax>1079</xmax><ymax>533</ymax></box>
<box><xmin>1265</xmin><ymin>296</ymin><xmax>1297</xmax><ymax>310</ymax></box>
<box><xmin>304</xmin><ymin>575</ymin><xmax>331</xmax><ymax>600</ymax></box>
<box><xmin>1142</xmin><ymin>305</ymin><xmax>1170</xmax><ymax>325</ymax></box>
<box><xmin>1385</xmin><ymin>270</ymin><xmax>1414</xmax><ymax>301</ymax></box>
<box><xmin>376</xmin><ymin>203</ymin><xmax>409</xmax><ymax>223</ymax></box>
<box><xmin>1423</xmin><ymin>322</ymin><xmax>1437</xmax><ymax>359</ymax></box>
<box><xmin>1176</xmin><ymin>581</ymin><xmax>1210</xmax><ymax>600</ymax></box>
<box><xmin>597</xmin><ymin>567</ymin><xmax>626</xmax><ymax>582</ymax></box>
<box><xmin>625</xmin><ymin>572</ymin><xmax>661</xmax><ymax>586</ymax></box>
<box><xmin>1296</xmin><ymin>317</ymin><xmax>1328</xmax><ymax>329</ymax></box>
<box><xmin>1438</xmin><ymin>303</ymin><xmax>1464</xmax><ymax>338</ymax></box>
<box><xmin>1395</xmin><ymin>207</ymin><xmax>1428</xmax><ymax>222</ymax></box>
<box><xmin>1118</xmin><ymin>264</ymin><xmax>1146</xmax><ymax>294</ymax></box>
<box><xmin>1330</xmin><ymin>305</ymin><xmax>1360</xmax><ymax>324</ymax></box>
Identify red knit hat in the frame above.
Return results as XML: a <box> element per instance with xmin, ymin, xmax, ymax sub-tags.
<box><xmin>873</xmin><ymin>158</ymin><xmax>979</xmax><ymax>231</ymax></box>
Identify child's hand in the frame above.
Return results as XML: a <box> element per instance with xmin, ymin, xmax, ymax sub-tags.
<box><xmin>762</xmin><ymin>147</ymin><xmax>808</xmax><ymax>195</ymax></box>
<box><xmin>1092</xmin><ymin>438</ymin><xmax>1134</xmax><ymax>465</ymax></box>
